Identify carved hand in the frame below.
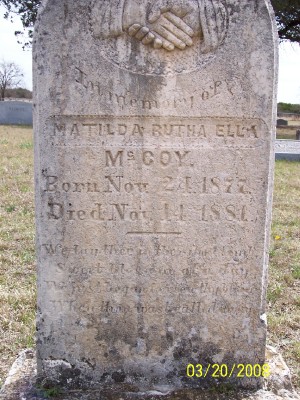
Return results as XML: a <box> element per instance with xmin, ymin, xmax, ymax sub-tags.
<box><xmin>123</xmin><ymin>0</ymin><xmax>200</xmax><ymax>51</ymax></box>
<box><xmin>148</xmin><ymin>0</ymin><xmax>202</xmax><ymax>37</ymax></box>
<box><xmin>128</xmin><ymin>11</ymin><xmax>195</xmax><ymax>51</ymax></box>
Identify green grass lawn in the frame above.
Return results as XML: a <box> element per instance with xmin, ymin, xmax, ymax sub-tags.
<box><xmin>268</xmin><ymin>160</ymin><xmax>300</xmax><ymax>388</ymax></box>
<box><xmin>0</xmin><ymin>126</ymin><xmax>36</xmax><ymax>387</ymax></box>
<box><xmin>0</xmin><ymin>126</ymin><xmax>299</xmax><ymax>390</ymax></box>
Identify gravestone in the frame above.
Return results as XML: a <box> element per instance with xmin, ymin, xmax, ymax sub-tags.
<box><xmin>275</xmin><ymin>139</ymin><xmax>300</xmax><ymax>161</ymax></box>
<box><xmin>33</xmin><ymin>0</ymin><xmax>277</xmax><ymax>395</ymax></box>
<box><xmin>276</xmin><ymin>119</ymin><xmax>288</xmax><ymax>126</ymax></box>
<box><xmin>0</xmin><ymin>101</ymin><xmax>33</xmax><ymax>126</ymax></box>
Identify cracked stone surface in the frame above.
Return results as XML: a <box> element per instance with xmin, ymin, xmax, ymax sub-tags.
<box><xmin>1</xmin><ymin>347</ymin><xmax>299</xmax><ymax>400</ymax></box>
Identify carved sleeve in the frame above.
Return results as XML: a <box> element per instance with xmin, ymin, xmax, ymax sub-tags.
<box><xmin>90</xmin><ymin>0</ymin><xmax>126</xmax><ymax>39</ymax></box>
<box><xmin>199</xmin><ymin>0</ymin><xmax>227</xmax><ymax>53</ymax></box>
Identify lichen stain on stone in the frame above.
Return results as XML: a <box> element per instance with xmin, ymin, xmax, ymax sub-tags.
<box><xmin>112</xmin><ymin>370</ymin><xmax>127</xmax><ymax>383</ymax></box>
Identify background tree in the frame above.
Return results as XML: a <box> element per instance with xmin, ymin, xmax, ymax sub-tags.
<box><xmin>6</xmin><ymin>87</ymin><xmax>32</xmax><ymax>99</ymax></box>
<box><xmin>272</xmin><ymin>0</ymin><xmax>300</xmax><ymax>43</ymax></box>
<box><xmin>0</xmin><ymin>0</ymin><xmax>40</xmax><ymax>48</ymax></box>
<box><xmin>278</xmin><ymin>102</ymin><xmax>300</xmax><ymax>114</ymax></box>
<box><xmin>0</xmin><ymin>0</ymin><xmax>300</xmax><ymax>45</ymax></box>
<box><xmin>0</xmin><ymin>60</ymin><xmax>24</xmax><ymax>100</ymax></box>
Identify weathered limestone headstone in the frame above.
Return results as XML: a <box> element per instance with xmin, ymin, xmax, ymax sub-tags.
<box><xmin>33</xmin><ymin>0</ymin><xmax>277</xmax><ymax>394</ymax></box>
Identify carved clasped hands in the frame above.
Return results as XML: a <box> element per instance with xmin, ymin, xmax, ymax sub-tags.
<box><xmin>123</xmin><ymin>0</ymin><xmax>201</xmax><ymax>51</ymax></box>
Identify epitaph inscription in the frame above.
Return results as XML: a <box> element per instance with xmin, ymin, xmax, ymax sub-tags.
<box><xmin>34</xmin><ymin>0</ymin><xmax>277</xmax><ymax>394</ymax></box>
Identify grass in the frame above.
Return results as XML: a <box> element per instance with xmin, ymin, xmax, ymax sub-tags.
<box><xmin>276</xmin><ymin>127</ymin><xmax>299</xmax><ymax>140</ymax></box>
<box><xmin>0</xmin><ymin>125</ymin><xmax>36</xmax><ymax>388</ymax></box>
<box><xmin>0</xmin><ymin>126</ymin><xmax>299</xmax><ymax>392</ymax></box>
<box><xmin>268</xmin><ymin>160</ymin><xmax>300</xmax><ymax>389</ymax></box>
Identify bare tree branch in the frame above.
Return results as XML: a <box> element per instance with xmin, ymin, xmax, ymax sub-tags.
<box><xmin>0</xmin><ymin>60</ymin><xmax>24</xmax><ymax>100</ymax></box>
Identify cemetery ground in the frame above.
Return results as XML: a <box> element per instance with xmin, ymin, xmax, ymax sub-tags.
<box><xmin>0</xmin><ymin>126</ymin><xmax>299</xmax><ymax>393</ymax></box>
<box><xmin>276</xmin><ymin>127</ymin><xmax>299</xmax><ymax>140</ymax></box>
<box><xmin>277</xmin><ymin>118</ymin><xmax>300</xmax><ymax>140</ymax></box>
<box><xmin>276</xmin><ymin>128</ymin><xmax>299</xmax><ymax>140</ymax></box>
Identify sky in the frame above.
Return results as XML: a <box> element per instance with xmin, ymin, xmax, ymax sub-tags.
<box><xmin>0</xmin><ymin>4</ymin><xmax>300</xmax><ymax>103</ymax></box>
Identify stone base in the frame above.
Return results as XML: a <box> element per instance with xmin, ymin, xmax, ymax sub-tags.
<box><xmin>0</xmin><ymin>347</ymin><xmax>299</xmax><ymax>400</ymax></box>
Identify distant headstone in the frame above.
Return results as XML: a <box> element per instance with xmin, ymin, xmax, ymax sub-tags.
<box><xmin>277</xmin><ymin>119</ymin><xmax>288</xmax><ymax>126</ymax></box>
<box><xmin>0</xmin><ymin>101</ymin><xmax>33</xmax><ymax>126</ymax></box>
<box><xmin>33</xmin><ymin>0</ymin><xmax>277</xmax><ymax>395</ymax></box>
<box><xmin>275</xmin><ymin>139</ymin><xmax>300</xmax><ymax>161</ymax></box>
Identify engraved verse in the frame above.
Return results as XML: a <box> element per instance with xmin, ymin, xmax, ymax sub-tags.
<box><xmin>41</xmin><ymin>115</ymin><xmax>268</xmax><ymax>320</ymax></box>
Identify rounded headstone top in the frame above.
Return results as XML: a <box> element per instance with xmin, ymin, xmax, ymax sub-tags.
<box><xmin>90</xmin><ymin>0</ymin><xmax>229</xmax><ymax>75</ymax></box>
